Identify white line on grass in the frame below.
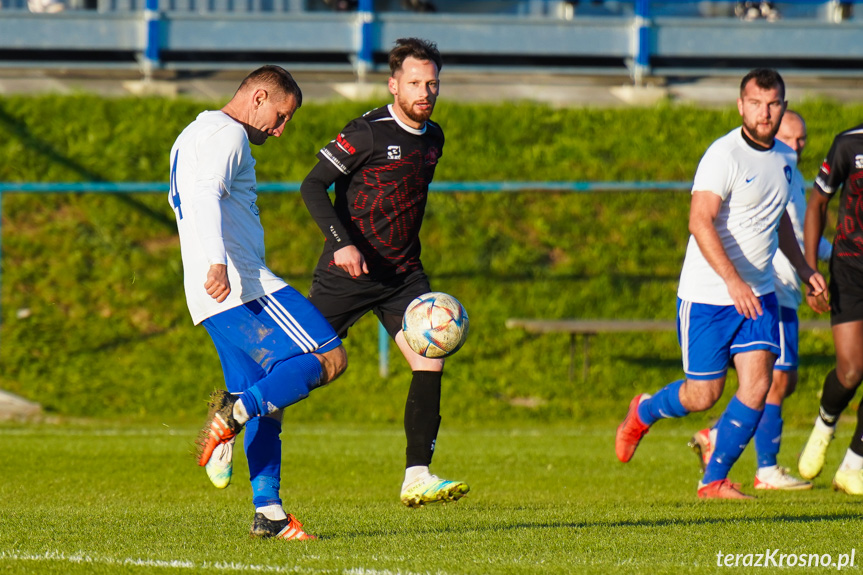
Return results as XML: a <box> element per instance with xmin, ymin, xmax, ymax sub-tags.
<box><xmin>0</xmin><ymin>550</ymin><xmax>447</xmax><ymax>575</ymax></box>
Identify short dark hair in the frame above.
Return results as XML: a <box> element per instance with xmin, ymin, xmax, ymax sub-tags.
<box><xmin>237</xmin><ymin>65</ymin><xmax>303</xmax><ymax>107</ymax></box>
<box><xmin>739</xmin><ymin>68</ymin><xmax>785</xmax><ymax>100</ymax></box>
<box><xmin>389</xmin><ymin>37</ymin><xmax>442</xmax><ymax>75</ymax></box>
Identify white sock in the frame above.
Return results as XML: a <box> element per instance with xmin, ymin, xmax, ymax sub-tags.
<box><xmin>839</xmin><ymin>449</ymin><xmax>863</xmax><ymax>472</ymax></box>
<box><xmin>814</xmin><ymin>417</ymin><xmax>835</xmax><ymax>435</ymax></box>
<box><xmin>232</xmin><ymin>398</ymin><xmax>250</xmax><ymax>425</ymax></box>
<box><xmin>256</xmin><ymin>504</ymin><xmax>287</xmax><ymax>521</ymax></box>
<box><xmin>403</xmin><ymin>466</ymin><xmax>430</xmax><ymax>490</ymax></box>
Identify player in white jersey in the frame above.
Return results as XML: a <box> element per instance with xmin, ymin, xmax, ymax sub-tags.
<box><xmin>615</xmin><ymin>69</ymin><xmax>826</xmax><ymax>499</ymax></box>
<box><xmin>688</xmin><ymin>110</ymin><xmax>832</xmax><ymax>490</ymax></box>
<box><xmin>170</xmin><ymin>65</ymin><xmax>347</xmax><ymax>540</ymax></box>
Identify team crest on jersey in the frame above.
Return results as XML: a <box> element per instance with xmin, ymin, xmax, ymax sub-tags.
<box><xmin>425</xmin><ymin>147</ymin><xmax>440</xmax><ymax>166</ymax></box>
<box><xmin>336</xmin><ymin>133</ymin><xmax>356</xmax><ymax>155</ymax></box>
<box><xmin>784</xmin><ymin>165</ymin><xmax>792</xmax><ymax>183</ymax></box>
<box><xmin>249</xmin><ymin>200</ymin><xmax>260</xmax><ymax>216</ymax></box>
<box><xmin>821</xmin><ymin>160</ymin><xmax>831</xmax><ymax>175</ymax></box>
<box><xmin>855</xmin><ymin>155</ymin><xmax>863</xmax><ymax>169</ymax></box>
<box><xmin>387</xmin><ymin>145</ymin><xmax>401</xmax><ymax>160</ymax></box>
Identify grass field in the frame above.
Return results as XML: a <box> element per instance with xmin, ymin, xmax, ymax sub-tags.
<box><xmin>2</xmin><ymin>418</ymin><xmax>861</xmax><ymax>575</ymax></box>
<box><xmin>3</xmin><ymin>96</ymin><xmax>863</xmax><ymax>574</ymax></box>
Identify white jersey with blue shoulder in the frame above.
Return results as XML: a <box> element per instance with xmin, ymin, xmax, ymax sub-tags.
<box><xmin>170</xmin><ymin>110</ymin><xmax>287</xmax><ymax>325</ymax></box>
<box><xmin>678</xmin><ymin>128</ymin><xmax>795</xmax><ymax>306</ymax></box>
<box><xmin>772</xmin><ymin>165</ymin><xmax>833</xmax><ymax>309</ymax></box>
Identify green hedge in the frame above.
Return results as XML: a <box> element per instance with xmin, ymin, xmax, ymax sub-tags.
<box><xmin>0</xmin><ymin>95</ymin><xmax>857</xmax><ymax>424</ymax></box>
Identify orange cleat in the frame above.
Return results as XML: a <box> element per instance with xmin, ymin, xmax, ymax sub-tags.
<box><xmin>697</xmin><ymin>479</ymin><xmax>754</xmax><ymax>500</ymax></box>
<box><xmin>195</xmin><ymin>390</ymin><xmax>243</xmax><ymax>467</ymax></box>
<box><xmin>615</xmin><ymin>394</ymin><xmax>651</xmax><ymax>462</ymax></box>
<box><xmin>250</xmin><ymin>513</ymin><xmax>317</xmax><ymax>540</ymax></box>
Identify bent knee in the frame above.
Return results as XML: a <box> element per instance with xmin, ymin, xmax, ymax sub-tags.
<box><xmin>837</xmin><ymin>356</ymin><xmax>863</xmax><ymax>388</ymax></box>
<box><xmin>682</xmin><ymin>378</ymin><xmax>724</xmax><ymax>412</ymax></box>
<box><xmin>320</xmin><ymin>345</ymin><xmax>348</xmax><ymax>383</ymax></box>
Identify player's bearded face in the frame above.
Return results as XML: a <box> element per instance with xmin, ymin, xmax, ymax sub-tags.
<box><xmin>390</xmin><ymin>57</ymin><xmax>440</xmax><ymax>127</ymax></box>
<box><xmin>738</xmin><ymin>82</ymin><xmax>786</xmax><ymax>147</ymax></box>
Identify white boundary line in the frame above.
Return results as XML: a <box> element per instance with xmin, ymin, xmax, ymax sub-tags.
<box><xmin>0</xmin><ymin>550</ymin><xmax>446</xmax><ymax>575</ymax></box>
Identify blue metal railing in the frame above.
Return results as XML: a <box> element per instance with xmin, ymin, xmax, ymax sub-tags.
<box><xmin>1</xmin><ymin>1</ymin><xmax>861</xmax><ymax>82</ymax></box>
<box><xmin>0</xmin><ymin>180</ymin><xmax>690</xmax><ymax>374</ymax></box>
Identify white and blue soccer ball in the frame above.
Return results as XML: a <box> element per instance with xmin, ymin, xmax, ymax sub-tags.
<box><xmin>402</xmin><ymin>292</ymin><xmax>469</xmax><ymax>358</ymax></box>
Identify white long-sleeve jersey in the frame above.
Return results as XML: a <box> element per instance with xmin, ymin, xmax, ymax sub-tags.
<box><xmin>169</xmin><ymin>110</ymin><xmax>286</xmax><ymax>325</ymax></box>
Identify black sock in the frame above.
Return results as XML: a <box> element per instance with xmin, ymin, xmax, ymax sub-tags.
<box><xmin>404</xmin><ymin>371</ymin><xmax>442</xmax><ymax>468</ymax></box>
<box><xmin>820</xmin><ymin>369</ymin><xmax>857</xmax><ymax>426</ymax></box>
<box><xmin>851</xmin><ymin>401</ymin><xmax>863</xmax><ymax>457</ymax></box>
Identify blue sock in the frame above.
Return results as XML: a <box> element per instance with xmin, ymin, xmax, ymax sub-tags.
<box><xmin>240</xmin><ymin>353</ymin><xmax>323</xmax><ymax>418</ymax></box>
<box><xmin>754</xmin><ymin>403</ymin><xmax>782</xmax><ymax>469</ymax></box>
<box><xmin>703</xmin><ymin>396</ymin><xmax>763</xmax><ymax>484</ymax></box>
<box><xmin>637</xmin><ymin>380</ymin><xmax>689</xmax><ymax>425</ymax></box>
<box><xmin>246</xmin><ymin>415</ymin><xmax>283</xmax><ymax>508</ymax></box>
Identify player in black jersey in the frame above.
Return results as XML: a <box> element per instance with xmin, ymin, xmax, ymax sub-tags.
<box><xmin>798</xmin><ymin>124</ymin><xmax>863</xmax><ymax>495</ymax></box>
<box><xmin>300</xmin><ymin>37</ymin><xmax>469</xmax><ymax>508</ymax></box>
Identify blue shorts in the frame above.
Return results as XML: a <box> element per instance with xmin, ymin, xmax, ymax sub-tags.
<box><xmin>202</xmin><ymin>286</ymin><xmax>341</xmax><ymax>394</ymax></box>
<box><xmin>677</xmin><ymin>293</ymin><xmax>780</xmax><ymax>381</ymax></box>
<box><xmin>774</xmin><ymin>306</ymin><xmax>799</xmax><ymax>372</ymax></box>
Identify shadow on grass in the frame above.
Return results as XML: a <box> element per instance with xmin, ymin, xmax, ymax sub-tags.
<box><xmin>331</xmin><ymin>511</ymin><xmax>863</xmax><ymax>540</ymax></box>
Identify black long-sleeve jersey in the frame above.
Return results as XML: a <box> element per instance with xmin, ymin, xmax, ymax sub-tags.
<box><xmin>301</xmin><ymin>105</ymin><xmax>444</xmax><ymax>280</ymax></box>
<box><xmin>814</xmin><ymin>123</ymin><xmax>863</xmax><ymax>267</ymax></box>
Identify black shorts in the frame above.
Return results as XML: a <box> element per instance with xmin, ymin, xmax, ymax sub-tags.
<box><xmin>829</xmin><ymin>256</ymin><xmax>863</xmax><ymax>325</ymax></box>
<box><xmin>308</xmin><ymin>268</ymin><xmax>431</xmax><ymax>339</ymax></box>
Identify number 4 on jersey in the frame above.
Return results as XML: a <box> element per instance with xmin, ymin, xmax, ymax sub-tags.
<box><xmin>170</xmin><ymin>151</ymin><xmax>183</xmax><ymax>219</ymax></box>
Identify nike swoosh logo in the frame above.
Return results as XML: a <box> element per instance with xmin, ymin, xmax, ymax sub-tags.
<box><xmin>746</xmin><ymin>176</ymin><xmax>756</xmax><ymax>183</ymax></box>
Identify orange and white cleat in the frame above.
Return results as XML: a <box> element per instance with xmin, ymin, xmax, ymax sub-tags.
<box><xmin>250</xmin><ymin>513</ymin><xmax>317</xmax><ymax>540</ymax></box>
<box><xmin>196</xmin><ymin>390</ymin><xmax>243</xmax><ymax>467</ymax></box>
<box><xmin>688</xmin><ymin>427</ymin><xmax>716</xmax><ymax>473</ymax></box>
<box><xmin>615</xmin><ymin>394</ymin><xmax>651</xmax><ymax>463</ymax></box>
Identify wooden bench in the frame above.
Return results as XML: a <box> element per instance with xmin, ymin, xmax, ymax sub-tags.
<box><xmin>505</xmin><ymin>318</ymin><xmax>832</xmax><ymax>382</ymax></box>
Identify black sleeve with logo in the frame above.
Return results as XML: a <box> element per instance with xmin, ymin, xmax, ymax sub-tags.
<box><xmin>313</xmin><ymin>106</ymin><xmax>445</xmax><ymax>280</ymax></box>
<box><xmin>814</xmin><ymin>124</ymin><xmax>863</xmax><ymax>262</ymax></box>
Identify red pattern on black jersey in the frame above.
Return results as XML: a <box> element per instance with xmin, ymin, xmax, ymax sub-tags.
<box><xmin>815</xmin><ymin>125</ymin><xmax>863</xmax><ymax>264</ymax></box>
<box><xmin>314</xmin><ymin>105</ymin><xmax>444</xmax><ymax>280</ymax></box>
<box><xmin>357</xmin><ymin>150</ymin><xmax>428</xmax><ymax>274</ymax></box>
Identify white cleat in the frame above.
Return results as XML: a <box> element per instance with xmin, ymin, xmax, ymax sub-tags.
<box><xmin>205</xmin><ymin>437</ymin><xmax>234</xmax><ymax>489</ymax></box>
<box><xmin>754</xmin><ymin>466</ymin><xmax>812</xmax><ymax>490</ymax></box>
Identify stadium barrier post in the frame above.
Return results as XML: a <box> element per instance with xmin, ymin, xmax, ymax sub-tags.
<box><xmin>143</xmin><ymin>0</ymin><xmax>161</xmax><ymax>82</ymax></box>
<box><xmin>632</xmin><ymin>0</ymin><xmax>651</xmax><ymax>85</ymax></box>
<box><xmin>378</xmin><ymin>322</ymin><xmax>390</xmax><ymax>377</ymax></box>
<box><xmin>357</xmin><ymin>0</ymin><xmax>375</xmax><ymax>82</ymax></box>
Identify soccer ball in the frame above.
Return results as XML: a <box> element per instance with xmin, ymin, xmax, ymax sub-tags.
<box><xmin>402</xmin><ymin>292</ymin><xmax>469</xmax><ymax>358</ymax></box>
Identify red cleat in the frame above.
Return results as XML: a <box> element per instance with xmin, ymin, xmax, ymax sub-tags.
<box><xmin>697</xmin><ymin>479</ymin><xmax>754</xmax><ymax>500</ymax></box>
<box><xmin>615</xmin><ymin>394</ymin><xmax>651</xmax><ymax>462</ymax></box>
